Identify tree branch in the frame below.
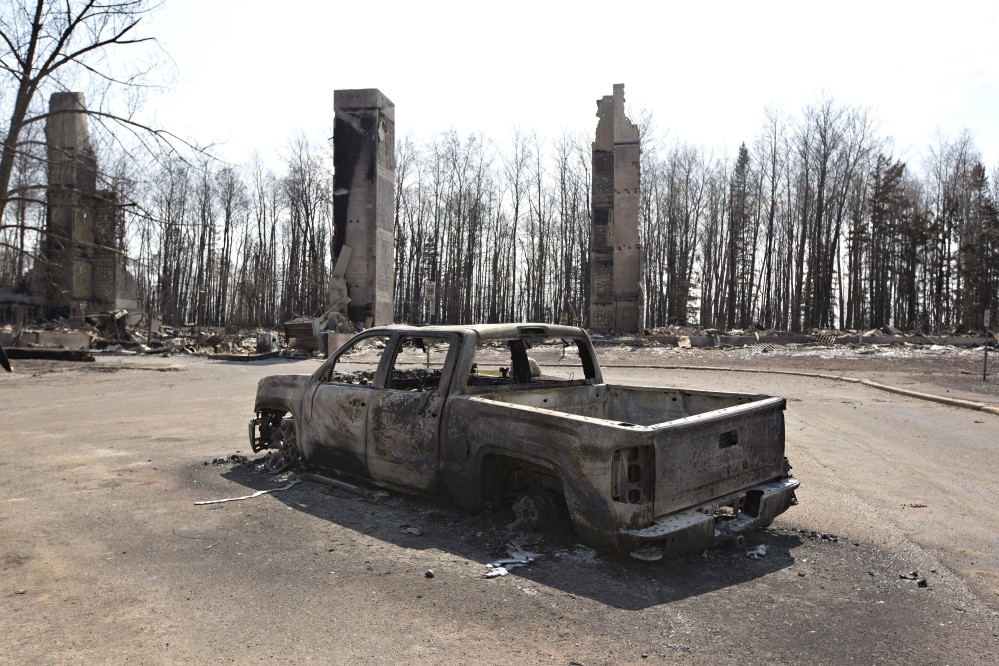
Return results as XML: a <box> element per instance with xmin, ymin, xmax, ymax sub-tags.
<box><xmin>39</xmin><ymin>18</ymin><xmax>151</xmax><ymax>81</ymax></box>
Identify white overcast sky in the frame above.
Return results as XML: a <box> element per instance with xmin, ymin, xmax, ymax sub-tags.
<box><xmin>141</xmin><ymin>0</ymin><xmax>999</xmax><ymax>170</ymax></box>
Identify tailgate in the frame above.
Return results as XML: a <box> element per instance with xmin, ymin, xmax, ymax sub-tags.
<box><xmin>650</xmin><ymin>397</ymin><xmax>786</xmax><ymax>517</ymax></box>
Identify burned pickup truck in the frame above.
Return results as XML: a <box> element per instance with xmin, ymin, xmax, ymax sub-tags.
<box><xmin>250</xmin><ymin>324</ymin><xmax>798</xmax><ymax>559</ymax></box>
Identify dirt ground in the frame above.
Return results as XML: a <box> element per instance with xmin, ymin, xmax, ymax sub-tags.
<box><xmin>2</xmin><ymin>344</ymin><xmax>998</xmax><ymax>664</ymax></box>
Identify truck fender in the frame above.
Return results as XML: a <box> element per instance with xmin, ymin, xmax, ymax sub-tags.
<box><xmin>474</xmin><ymin>451</ymin><xmax>576</xmax><ymax>530</ymax></box>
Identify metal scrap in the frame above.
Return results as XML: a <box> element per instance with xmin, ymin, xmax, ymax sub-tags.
<box><xmin>302</xmin><ymin>472</ymin><xmax>381</xmax><ymax>499</ymax></box>
<box><xmin>3</xmin><ymin>347</ymin><xmax>94</xmax><ymax>362</ymax></box>
<box><xmin>483</xmin><ymin>542</ymin><xmax>544</xmax><ymax>578</ymax></box>
<box><xmin>194</xmin><ymin>479</ymin><xmax>300</xmax><ymax>505</ymax></box>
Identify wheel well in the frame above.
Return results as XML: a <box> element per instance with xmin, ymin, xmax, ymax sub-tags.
<box><xmin>252</xmin><ymin>409</ymin><xmax>289</xmax><ymax>453</ymax></box>
<box><xmin>258</xmin><ymin>407</ymin><xmax>288</xmax><ymax>417</ymax></box>
<box><xmin>255</xmin><ymin>402</ymin><xmax>292</xmax><ymax>417</ymax></box>
<box><xmin>479</xmin><ymin>454</ymin><xmax>564</xmax><ymax>507</ymax></box>
<box><xmin>479</xmin><ymin>454</ymin><xmax>574</xmax><ymax>534</ymax></box>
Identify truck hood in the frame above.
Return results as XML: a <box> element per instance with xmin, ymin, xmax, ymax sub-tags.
<box><xmin>254</xmin><ymin>374</ymin><xmax>310</xmax><ymax>414</ymax></box>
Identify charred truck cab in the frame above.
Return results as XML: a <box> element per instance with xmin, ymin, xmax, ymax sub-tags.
<box><xmin>249</xmin><ymin>324</ymin><xmax>798</xmax><ymax>560</ymax></box>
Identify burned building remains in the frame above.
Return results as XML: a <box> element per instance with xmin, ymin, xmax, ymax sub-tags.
<box><xmin>332</xmin><ymin>89</ymin><xmax>395</xmax><ymax>328</ymax></box>
<box><xmin>42</xmin><ymin>92</ymin><xmax>135</xmax><ymax>319</ymax></box>
<box><xmin>589</xmin><ymin>84</ymin><xmax>641</xmax><ymax>334</ymax></box>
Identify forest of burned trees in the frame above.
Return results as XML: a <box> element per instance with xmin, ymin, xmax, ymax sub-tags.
<box><xmin>2</xmin><ymin>97</ymin><xmax>998</xmax><ymax>333</ymax></box>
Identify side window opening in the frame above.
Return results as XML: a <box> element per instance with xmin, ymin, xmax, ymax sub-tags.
<box><xmin>386</xmin><ymin>336</ymin><xmax>451</xmax><ymax>391</ymax></box>
<box><xmin>317</xmin><ymin>334</ymin><xmax>390</xmax><ymax>385</ymax></box>
<box><xmin>467</xmin><ymin>336</ymin><xmax>594</xmax><ymax>389</ymax></box>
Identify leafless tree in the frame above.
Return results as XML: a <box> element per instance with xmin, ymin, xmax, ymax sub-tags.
<box><xmin>1</xmin><ymin>1</ymin><xmax>151</xmax><ymax>216</ymax></box>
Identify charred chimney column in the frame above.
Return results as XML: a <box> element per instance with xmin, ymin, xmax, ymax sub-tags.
<box><xmin>44</xmin><ymin>93</ymin><xmax>99</xmax><ymax>318</ymax></box>
<box><xmin>590</xmin><ymin>84</ymin><xmax>641</xmax><ymax>334</ymax></box>
<box><xmin>332</xmin><ymin>89</ymin><xmax>395</xmax><ymax>327</ymax></box>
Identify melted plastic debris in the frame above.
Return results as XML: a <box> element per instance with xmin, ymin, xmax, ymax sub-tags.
<box><xmin>194</xmin><ymin>479</ymin><xmax>300</xmax><ymax>505</ymax></box>
<box><xmin>483</xmin><ymin>542</ymin><xmax>544</xmax><ymax>578</ymax></box>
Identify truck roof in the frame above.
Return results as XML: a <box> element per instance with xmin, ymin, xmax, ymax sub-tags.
<box><xmin>366</xmin><ymin>323</ymin><xmax>588</xmax><ymax>341</ymax></box>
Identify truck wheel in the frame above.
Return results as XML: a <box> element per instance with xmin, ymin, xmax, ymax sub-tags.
<box><xmin>264</xmin><ymin>418</ymin><xmax>300</xmax><ymax>473</ymax></box>
<box><xmin>252</xmin><ymin>410</ymin><xmax>285</xmax><ymax>453</ymax></box>
<box><xmin>509</xmin><ymin>485</ymin><xmax>571</xmax><ymax>534</ymax></box>
<box><xmin>511</xmin><ymin>494</ymin><xmax>544</xmax><ymax>530</ymax></box>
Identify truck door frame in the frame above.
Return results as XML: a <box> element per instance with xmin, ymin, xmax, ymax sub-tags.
<box><xmin>364</xmin><ymin>332</ymin><xmax>461</xmax><ymax>493</ymax></box>
<box><xmin>301</xmin><ymin>332</ymin><xmax>392</xmax><ymax>476</ymax></box>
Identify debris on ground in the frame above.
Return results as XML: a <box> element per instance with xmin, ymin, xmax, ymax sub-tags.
<box><xmin>2</xmin><ymin>315</ymin><xmax>994</xmax><ymax>371</ymax></box>
<box><xmin>3</xmin><ymin>347</ymin><xmax>94</xmax><ymax>362</ymax></box>
<box><xmin>483</xmin><ymin>542</ymin><xmax>544</xmax><ymax>578</ymax></box>
<box><xmin>0</xmin><ymin>312</ymin><xmax>298</xmax><ymax>362</ymax></box>
<box><xmin>554</xmin><ymin>544</ymin><xmax>599</xmax><ymax>564</ymax></box>
<box><xmin>204</xmin><ymin>454</ymin><xmax>249</xmax><ymax>466</ymax></box>
<box><xmin>746</xmin><ymin>544</ymin><xmax>768</xmax><ymax>559</ymax></box>
<box><xmin>795</xmin><ymin>529</ymin><xmax>840</xmax><ymax>543</ymax></box>
<box><xmin>302</xmin><ymin>472</ymin><xmax>386</xmax><ymax>499</ymax></box>
<box><xmin>899</xmin><ymin>571</ymin><xmax>931</xmax><ymax>587</ymax></box>
<box><xmin>630</xmin><ymin>545</ymin><xmax>665</xmax><ymax>561</ymax></box>
<box><xmin>194</xmin><ymin>479</ymin><xmax>300</xmax><ymax>505</ymax></box>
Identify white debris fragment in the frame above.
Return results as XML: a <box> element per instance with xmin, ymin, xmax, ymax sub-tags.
<box><xmin>194</xmin><ymin>479</ymin><xmax>300</xmax><ymax>505</ymax></box>
<box><xmin>630</xmin><ymin>545</ymin><xmax>665</xmax><ymax>561</ymax></box>
<box><xmin>483</xmin><ymin>566</ymin><xmax>510</xmax><ymax>578</ymax></box>
<box><xmin>746</xmin><ymin>544</ymin><xmax>767</xmax><ymax>559</ymax></box>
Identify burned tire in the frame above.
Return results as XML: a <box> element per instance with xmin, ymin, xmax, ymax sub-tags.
<box><xmin>251</xmin><ymin>410</ymin><xmax>285</xmax><ymax>453</ymax></box>
<box><xmin>508</xmin><ymin>477</ymin><xmax>572</xmax><ymax>534</ymax></box>
<box><xmin>264</xmin><ymin>418</ymin><xmax>300</xmax><ymax>473</ymax></box>
<box><xmin>511</xmin><ymin>493</ymin><xmax>545</xmax><ymax>530</ymax></box>
<box><xmin>481</xmin><ymin>457</ymin><xmax>573</xmax><ymax>534</ymax></box>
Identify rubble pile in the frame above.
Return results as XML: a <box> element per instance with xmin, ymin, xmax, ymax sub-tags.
<box><xmin>327</xmin><ymin>370</ymin><xmax>375</xmax><ymax>385</ymax></box>
<box><xmin>0</xmin><ymin>309</ymin><xmax>292</xmax><ymax>361</ymax></box>
<box><xmin>625</xmin><ymin>324</ymin><xmax>996</xmax><ymax>351</ymax></box>
<box><xmin>2</xmin><ymin>314</ymin><xmax>994</xmax><ymax>366</ymax></box>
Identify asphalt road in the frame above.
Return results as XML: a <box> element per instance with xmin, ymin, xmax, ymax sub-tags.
<box><xmin>2</xmin><ymin>355</ymin><xmax>998</xmax><ymax>664</ymax></box>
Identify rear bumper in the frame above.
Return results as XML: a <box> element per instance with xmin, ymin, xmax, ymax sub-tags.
<box><xmin>620</xmin><ymin>477</ymin><xmax>799</xmax><ymax>560</ymax></box>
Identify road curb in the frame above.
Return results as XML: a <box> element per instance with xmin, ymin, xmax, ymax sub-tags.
<box><xmin>600</xmin><ymin>363</ymin><xmax>999</xmax><ymax>416</ymax></box>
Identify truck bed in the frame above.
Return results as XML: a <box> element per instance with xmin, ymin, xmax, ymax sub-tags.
<box><xmin>456</xmin><ymin>383</ymin><xmax>788</xmax><ymax>552</ymax></box>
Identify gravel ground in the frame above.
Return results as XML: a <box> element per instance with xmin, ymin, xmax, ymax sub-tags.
<box><xmin>1</xmin><ymin>346</ymin><xmax>998</xmax><ymax>663</ymax></box>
